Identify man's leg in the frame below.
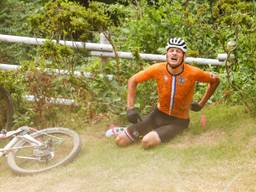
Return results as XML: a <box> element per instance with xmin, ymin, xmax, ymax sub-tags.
<box><xmin>141</xmin><ymin>131</ymin><xmax>161</xmax><ymax>149</ymax></box>
<box><xmin>142</xmin><ymin>117</ymin><xmax>190</xmax><ymax>149</ymax></box>
<box><xmin>115</xmin><ymin>129</ymin><xmax>134</xmax><ymax>147</ymax></box>
<box><xmin>115</xmin><ymin>110</ymin><xmax>157</xmax><ymax>147</ymax></box>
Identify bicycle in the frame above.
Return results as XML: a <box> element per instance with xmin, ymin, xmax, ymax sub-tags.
<box><xmin>0</xmin><ymin>126</ymin><xmax>81</xmax><ymax>175</ymax></box>
<box><xmin>0</xmin><ymin>86</ymin><xmax>14</xmax><ymax>131</ymax></box>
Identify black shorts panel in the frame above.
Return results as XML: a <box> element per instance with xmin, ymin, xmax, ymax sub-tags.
<box><xmin>127</xmin><ymin>108</ymin><xmax>189</xmax><ymax>142</ymax></box>
<box><xmin>154</xmin><ymin>119</ymin><xmax>189</xmax><ymax>142</ymax></box>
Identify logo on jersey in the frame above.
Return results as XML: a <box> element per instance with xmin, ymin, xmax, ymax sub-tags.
<box><xmin>163</xmin><ymin>75</ymin><xmax>169</xmax><ymax>82</ymax></box>
<box><xmin>177</xmin><ymin>76</ymin><xmax>185</xmax><ymax>85</ymax></box>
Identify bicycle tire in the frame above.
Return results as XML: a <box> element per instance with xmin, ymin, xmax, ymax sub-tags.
<box><xmin>0</xmin><ymin>86</ymin><xmax>14</xmax><ymax>131</ymax></box>
<box><xmin>7</xmin><ymin>127</ymin><xmax>81</xmax><ymax>175</ymax></box>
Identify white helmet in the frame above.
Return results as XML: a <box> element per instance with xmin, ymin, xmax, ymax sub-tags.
<box><xmin>166</xmin><ymin>37</ymin><xmax>187</xmax><ymax>53</ymax></box>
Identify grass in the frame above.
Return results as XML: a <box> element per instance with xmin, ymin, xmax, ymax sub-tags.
<box><xmin>0</xmin><ymin>104</ymin><xmax>256</xmax><ymax>192</ymax></box>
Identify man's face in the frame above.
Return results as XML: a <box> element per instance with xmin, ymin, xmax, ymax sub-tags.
<box><xmin>166</xmin><ymin>48</ymin><xmax>185</xmax><ymax>68</ymax></box>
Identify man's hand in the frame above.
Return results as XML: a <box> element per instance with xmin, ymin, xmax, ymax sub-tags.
<box><xmin>127</xmin><ymin>108</ymin><xmax>141</xmax><ymax>123</ymax></box>
<box><xmin>190</xmin><ymin>102</ymin><xmax>202</xmax><ymax>112</ymax></box>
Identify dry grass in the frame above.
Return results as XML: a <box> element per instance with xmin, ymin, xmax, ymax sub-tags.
<box><xmin>0</xmin><ymin>104</ymin><xmax>256</xmax><ymax>192</ymax></box>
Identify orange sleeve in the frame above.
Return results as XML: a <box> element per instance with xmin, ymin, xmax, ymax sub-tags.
<box><xmin>196</xmin><ymin>69</ymin><xmax>217</xmax><ymax>83</ymax></box>
<box><xmin>133</xmin><ymin>64</ymin><xmax>159</xmax><ymax>83</ymax></box>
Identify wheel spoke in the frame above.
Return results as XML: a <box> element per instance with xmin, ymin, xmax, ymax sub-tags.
<box><xmin>7</xmin><ymin>128</ymin><xmax>80</xmax><ymax>174</ymax></box>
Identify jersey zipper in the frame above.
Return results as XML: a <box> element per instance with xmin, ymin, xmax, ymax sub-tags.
<box><xmin>169</xmin><ymin>76</ymin><xmax>177</xmax><ymax>114</ymax></box>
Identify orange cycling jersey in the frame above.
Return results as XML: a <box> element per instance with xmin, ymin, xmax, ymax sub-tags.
<box><xmin>133</xmin><ymin>62</ymin><xmax>217</xmax><ymax>119</ymax></box>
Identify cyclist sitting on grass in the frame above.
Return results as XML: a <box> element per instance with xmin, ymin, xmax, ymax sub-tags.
<box><xmin>115</xmin><ymin>37</ymin><xmax>220</xmax><ymax>149</ymax></box>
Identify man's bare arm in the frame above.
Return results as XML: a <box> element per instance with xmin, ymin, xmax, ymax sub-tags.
<box><xmin>127</xmin><ymin>76</ymin><xmax>138</xmax><ymax>109</ymax></box>
<box><xmin>199</xmin><ymin>75</ymin><xmax>220</xmax><ymax>108</ymax></box>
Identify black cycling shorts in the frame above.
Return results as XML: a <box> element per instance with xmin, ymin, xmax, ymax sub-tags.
<box><xmin>127</xmin><ymin>108</ymin><xmax>190</xmax><ymax>143</ymax></box>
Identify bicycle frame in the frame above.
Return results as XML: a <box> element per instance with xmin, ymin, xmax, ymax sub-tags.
<box><xmin>0</xmin><ymin>126</ymin><xmax>43</xmax><ymax>157</ymax></box>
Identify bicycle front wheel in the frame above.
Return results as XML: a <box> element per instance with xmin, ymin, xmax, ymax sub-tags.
<box><xmin>7</xmin><ymin>127</ymin><xmax>81</xmax><ymax>175</ymax></box>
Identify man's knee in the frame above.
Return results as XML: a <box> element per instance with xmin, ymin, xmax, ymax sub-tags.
<box><xmin>115</xmin><ymin>133</ymin><xmax>132</xmax><ymax>147</ymax></box>
<box><xmin>141</xmin><ymin>131</ymin><xmax>161</xmax><ymax>149</ymax></box>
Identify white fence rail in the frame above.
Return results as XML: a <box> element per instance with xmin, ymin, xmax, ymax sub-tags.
<box><xmin>0</xmin><ymin>63</ymin><xmax>114</xmax><ymax>80</ymax></box>
<box><xmin>0</xmin><ymin>34</ymin><xmax>226</xmax><ymax>65</ymax></box>
<box><xmin>0</xmin><ymin>34</ymin><xmax>113</xmax><ymax>51</ymax></box>
<box><xmin>24</xmin><ymin>95</ymin><xmax>75</xmax><ymax>106</ymax></box>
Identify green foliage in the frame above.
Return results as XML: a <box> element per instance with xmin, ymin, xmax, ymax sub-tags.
<box><xmin>24</xmin><ymin>0</ymin><xmax>126</xmax><ymax>121</ymax></box>
<box><xmin>0</xmin><ymin>69</ymin><xmax>31</xmax><ymax>128</ymax></box>
<box><xmin>0</xmin><ymin>0</ymin><xmax>40</xmax><ymax>63</ymax></box>
<box><xmin>37</xmin><ymin>40</ymin><xmax>78</xmax><ymax>71</ymax></box>
<box><xmin>210</xmin><ymin>0</ymin><xmax>256</xmax><ymax>114</ymax></box>
<box><xmin>29</xmin><ymin>0</ymin><xmax>111</xmax><ymax>41</ymax></box>
<box><xmin>116</xmin><ymin>0</ymin><xmax>221</xmax><ymax>57</ymax></box>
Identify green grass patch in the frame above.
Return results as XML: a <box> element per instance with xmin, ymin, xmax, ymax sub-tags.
<box><xmin>0</xmin><ymin>104</ymin><xmax>256</xmax><ymax>192</ymax></box>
